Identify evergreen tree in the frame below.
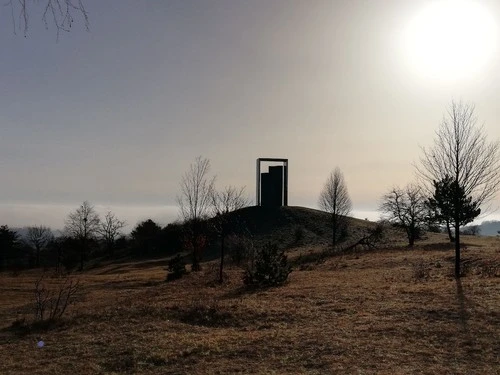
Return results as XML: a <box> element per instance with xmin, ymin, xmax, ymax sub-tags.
<box><xmin>0</xmin><ymin>225</ymin><xmax>19</xmax><ymax>271</ymax></box>
<box><xmin>427</xmin><ymin>176</ymin><xmax>481</xmax><ymax>243</ymax></box>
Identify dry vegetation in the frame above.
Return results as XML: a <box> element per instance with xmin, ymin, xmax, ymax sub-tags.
<box><xmin>1</xmin><ymin>231</ymin><xmax>499</xmax><ymax>374</ymax></box>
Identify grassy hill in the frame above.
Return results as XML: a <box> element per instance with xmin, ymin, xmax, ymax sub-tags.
<box><xmin>206</xmin><ymin>205</ymin><xmax>381</xmax><ymax>252</ymax></box>
<box><xmin>1</xmin><ymin>207</ymin><xmax>499</xmax><ymax>374</ymax></box>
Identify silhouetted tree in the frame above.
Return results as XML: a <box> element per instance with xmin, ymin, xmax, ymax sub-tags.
<box><xmin>45</xmin><ymin>236</ymin><xmax>81</xmax><ymax>272</ymax></box>
<box><xmin>26</xmin><ymin>225</ymin><xmax>53</xmax><ymax>268</ymax></box>
<box><xmin>380</xmin><ymin>184</ymin><xmax>427</xmax><ymax>247</ymax></box>
<box><xmin>6</xmin><ymin>0</ymin><xmax>89</xmax><ymax>37</ymax></box>
<box><xmin>64</xmin><ymin>201</ymin><xmax>100</xmax><ymax>270</ymax></box>
<box><xmin>416</xmin><ymin>101</ymin><xmax>500</xmax><ymax>277</ymax></box>
<box><xmin>0</xmin><ymin>225</ymin><xmax>19</xmax><ymax>272</ymax></box>
<box><xmin>177</xmin><ymin>156</ymin><xmax>215</xmax><ymax>271</ymax></box>
<box><xmin>46</xmin><ymin>236</ymin><xmax>64</xmax><ymax>272</ymax></box>
<box><xmin>211</xmin><ymin>185</ymin><xmax>249</xmax><ymax>283</ymax></box>
<box><xmin>131</xmin><ymin>219</ymin><xmax>162</xmax><ymax>256</ymax></box>
<box><xmin>162</xmin><ymin>222</ymin><xmax>184</xmax><ymax>255</ymax></box>
<box><xmin>319</xmin><ymin>167</ymin><xmax>352</xmax><ymax>246</ymax></box>
<box><xmin>98</xmin><ymin>211</ymin><xmax>126</xmax><ymax>257</ymax></box>
<box><xmin>427</xmin><ymin>176</ymin><xmax>480</xmax><ymax>242</ymax></box>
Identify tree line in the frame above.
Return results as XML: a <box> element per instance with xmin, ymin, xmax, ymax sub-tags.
<box><xmin>0</xmin><ymin>210</ymin><xmax>187</xmax><ymax>273</ymax></box>
<box><xmin>0</xmin><ymin>157</ymin><xmax>248</xmax><ymax>281</ymax></box>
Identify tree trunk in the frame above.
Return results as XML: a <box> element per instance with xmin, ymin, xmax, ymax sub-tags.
<box><xmin>36</xmin><ymin>246</ymin><xmax>40</xmax><ymax>268</ymax></box>
<box><xmin>192</xmin><ymin>245</ymin><xmax>201</xmax><ymax>271</ymax></box>
<box><xmin>454</xmin><ymin>222</ymin><xmax>461</xmax><ymax>278</ymax></box>
<box><xmin>219</xmin><ymin>234</ymin><xmax>225</xmax><ymax>283</ymax></box>
<box><xmin>409</xmin><ymin>233</ymin><xmax>415</xmax><ymax>247</ymax></box>
<box><xmin>108</xmin><ymin>242</ymin><xmax>114</xmax><ymax>258</ymax></box>
<box><xmin>332</xmin><ymin>215</ymin><xmax>337</xmax><ymax>247</ymax></box>
<box><xmin>191</xmin><ymin>221</ymin><xmax>201</xmax><ymax>272</ymax></box>
<box><xmin>80</xmin><ymin>239</ymin><xmax>86</xmax><ymax>271</ymax></box>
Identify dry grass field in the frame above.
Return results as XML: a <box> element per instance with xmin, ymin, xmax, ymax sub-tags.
<box><xmin>1</xmin><ymin>232</ymin><xmax>499</xmax><ymax>374</ymax></box>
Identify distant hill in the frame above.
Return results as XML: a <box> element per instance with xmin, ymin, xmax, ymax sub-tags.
<box><xmin>478</xmin><ymin>220</ymin><xmax>500</xmax><ymax>236</ymax></box>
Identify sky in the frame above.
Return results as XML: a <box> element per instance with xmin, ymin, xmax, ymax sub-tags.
<box><xmin>1</xmin><ymin>0</ymin><xmax>500</xmax><ymax>232</ymax></box>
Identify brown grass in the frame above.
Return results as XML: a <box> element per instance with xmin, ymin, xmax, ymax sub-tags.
<box><xmin>1</xmin><ymin>234</ymin><xmax>499</xmax><ymax>374</ymax></box>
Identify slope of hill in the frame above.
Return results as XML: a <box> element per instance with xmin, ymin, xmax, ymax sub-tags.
<box><xmin>216</xmin><ymin>205</ymin><xmax>377</xmax><ymax>248</ymax></box>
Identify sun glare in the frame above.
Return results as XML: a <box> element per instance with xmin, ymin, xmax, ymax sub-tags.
<box><xmin>403</xmin><ymin>0</ymin><xmax>497</xmax><ymax>82</ymax></box>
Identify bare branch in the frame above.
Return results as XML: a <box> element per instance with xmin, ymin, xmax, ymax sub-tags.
<box><xmin>6</xmin><ymin>0</ymin><xmax>89</xmax><ymax>38</ymax></box>
<box><xmin>98</xmin><ymin>211</ymin><xmax>125</xmax><ymax>256</ymax></box>
<box><xmin>26</xmin><ymin>225</ymin><xmax>53</xmax><ymax>267</ymax></box>
<box><xmin>211</xmin><ymin>185</ymin><xmax>249</xmax><ymax>216</ymax></box>
<box><xmin>176</xmin><ymin>156</ymin><xmax>216</xmax><ymax>271</ymax></box>
<box><xmin>177</xmin><ymin>156</ymin><xmax>216</xmax><ymax>222</ymax></box>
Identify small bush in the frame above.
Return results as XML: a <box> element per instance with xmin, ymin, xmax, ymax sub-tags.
<box><xmin>166</xmin><ymin>254</ymin><xmax>187</xmax><ymax>281</ymax></box>
<box><xmin>33</xmin><ymin>274</ymin><xmax>80</xmax><ymax>322</ymax></box>
<box><xmin>244</xmin><ymin>242</ymin><xmax>291</xmax><ymax>287</ymax></box>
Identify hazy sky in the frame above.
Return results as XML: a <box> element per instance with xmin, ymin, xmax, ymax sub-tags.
<box><xmin>2</xmin><ymin>0</ymin><xmax>500</xmax><ymax>231</ymax></box>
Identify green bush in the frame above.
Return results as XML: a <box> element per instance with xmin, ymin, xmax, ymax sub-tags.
<box><xmin>166</xmin><ymin>254</ymin><xmax>187</xmax><ymax>281</ymax></box>
<box><xmin>244</xmin><ymin>242</ymin><xmax>291</xmax><ymax>287</ymax></box>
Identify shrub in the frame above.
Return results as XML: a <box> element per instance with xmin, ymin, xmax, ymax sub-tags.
<box><xmin>33</xmin><ymin>274</ymin><xmax>80</xmax><ymax>322</ymax></box>
<box><xmin>244</xmin><ymin>242</ymin><xmax>291</xmax><ymax>287</ymax></box>
<box><xmin>166</xmin><ymin>254</ymin><xmax>187</xmax><ymax>281</ymax></box>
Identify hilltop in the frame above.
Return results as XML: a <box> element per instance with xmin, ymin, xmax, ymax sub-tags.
<box><xmin>214</xmin><ymin>205</ymin><xmax>377</xmax><ymax>246</ymax></box>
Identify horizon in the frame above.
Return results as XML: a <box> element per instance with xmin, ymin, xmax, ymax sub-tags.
<box><xmin>4</xmin><ymin>202</ymin><xmax>500</xmax><ymax>235</ymax></box>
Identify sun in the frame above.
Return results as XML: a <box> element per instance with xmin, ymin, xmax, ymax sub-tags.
<box><xmin>403</xmin><ymin>0</ymin><xmax>497</xmax><ymax>82</ymax></box>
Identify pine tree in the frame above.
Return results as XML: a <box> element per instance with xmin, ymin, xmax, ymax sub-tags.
<box><xmin>427</xmin><ymin>176</ymin><xmax>481</xmax><ymax>244</ymax></box>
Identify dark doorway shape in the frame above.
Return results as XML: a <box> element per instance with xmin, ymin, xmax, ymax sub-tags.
<box><xmin>256</xmin><ymin>158</ymin><xmax>288</xmax><ymax>207</ymax></box>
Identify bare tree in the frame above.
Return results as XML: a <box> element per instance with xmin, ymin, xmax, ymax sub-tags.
<box><xmin>6</xmin><ymin>0</ymin><xmax>89</xmax><ymax>38</ymax></box>
<box><xmin>98</xmin><ymin>211</ymin><xmax>126</xmax><ymax>257</ymax></box>
<box><xmin>211</xmin><ymin>185</ymin><xmax>249</xmax><ymax>283</ymax></box>
<box><xmin>319</xmin><ymin>167</ymin><xmax>352</xmax><ymax>246</ymax></box>
<box><xmin>416</xmin><ymin>101</ymin><xmax>500</xmax><ymax>277</ymax></box>
<box><xmin>34</xmin><ymin>273</ymin><xmax>80</xmax><ymax>321</ymax></box>
<box><xmin>27</xmin><ymin>225</ymin><xmax>53</xmax><ymax>267</ymax></box>
<box><xmin>380</xmin><ymin>184</ymin><xmax>428</xmax><ymax>247</ymax></box>
<box><xmin>177</xmin><ymin>156</ymin><xmax>216</xmax><ymax>271</ymax></box>
<box><xmin>211</xmin><ymin>186</ymin><xmax>248</xmax><ymax>215</ymax></box>
<box><xmin>64</xmin><ymin>201</ymin><xmax>100</xmax><ymax>271</ymax></box>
